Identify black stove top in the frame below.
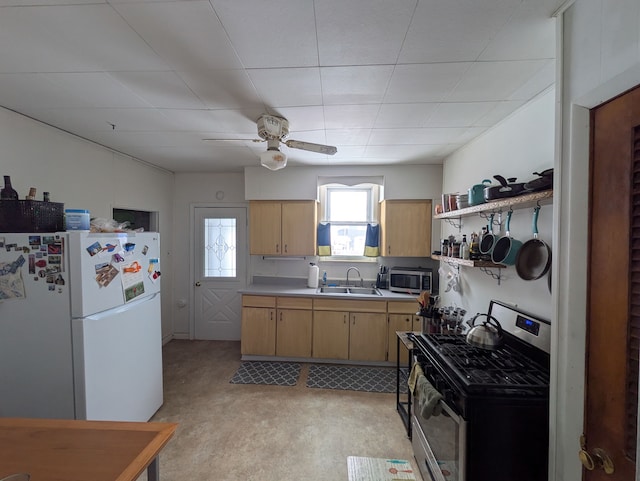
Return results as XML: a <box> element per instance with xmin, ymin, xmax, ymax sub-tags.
<box><xmin>412</xmin><ymin>333</ymin><xmax>549</xmax><ymax>395</ymax></box>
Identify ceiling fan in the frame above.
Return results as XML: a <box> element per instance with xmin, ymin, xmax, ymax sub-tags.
<box><xmin>204</xmin><ymin>114</ymin><xmax>337</xmax><ymax>171</ymax></box>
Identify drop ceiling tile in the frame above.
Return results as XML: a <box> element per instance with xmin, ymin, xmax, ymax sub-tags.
<box><xmin>0</xmin><ymin>4</ymin><xmax>167</xmax><ymax>73</ymax></box>
<box><xmin>385</xmin><ymin>63</ymin><xmax>471</xmax><ymax>103</ymax></box>
<box><xmin>269</xmin><ymin>106</ymin><xmax>326</xmax><ymax>131</ymax></box>
<box><xmin>369</xmin><ymin>127</ymin><xmax>469</xmax><ymax>145</ymax></box>
<box><xmin>324</xmin><ymin>105</ymin><xmax>380</xmax><ymax>129</ymax></box>
<box><xmin>374</xmin><ymin>103</ymin><xmax>439</xmax><ymax>128</ymax></box>
<box><xmin>315</xmin><ymin>0</ymin><xmax>416</xmax><ymax>66</ymax></box>
<box><xmin>479</xmin><ymin>3</ymin><xmax>557</xmax><ymax>61</ymax></box>
<box><xmin>43</xmin><ymin>73</ymin><xmax>151</xmax><ymax>108</ymax></box>
<box><xmin>177</xmin><ymin>69</ymin><xmax>263</xmax><ymax>110</ymax></box>
<box><xmin>108</xmin><ymin>71</ymin><xmax>205</xmax><ymax>109</ymax></box>
<box><xmin>210</xmin><ymin>0</ymin><xmax>318</xmax><ymax>68</ymax></box>
<box><xmin>364</xmin><ymin>144</ymin><xmax>444</xmax><ymax>160</ymax></box>
<box><xmin>399</xmin><ymin>0</ymin><xmax>517</xmax><ymax>63</ymax></box>
<box><xmin>321</xmin><ymin>66</ymin><xmax>394</xmax><ymax>105</ymax></box>
<box><xmin>447</xmin><ymin>60</ymin><xmax>549</xmax><ymax>102</ymax></box>
<box><xmin>0</xmin><ymin>74</ymin><xmax>94</xmax><ymax>111</ymax></box>
<box><xmin>113</xmin><ymin>1</ymin><xmax>242</xmax><ymax>71</ymax></box>
<box><xmin>160</xmin><ymin>109</ymin><xmax>258</xmax><ymax>134</ymax></box>
<box><xmin>426</xmin><ymin>102</ymin><xmax>499</xmax><ymax>127</ymax></box>
<box><xmin>325</xmin><ymin>129</ymin><xmax>372</xmax><ymax>146</ymax></box>
<box><xmin>247</xmin><ymin>68</ymin><xmax>322</xmax><ymax>108</ymax></box>
<box><xmin>331</xmin><ymin>145</ymin><xmax>368</xmax><ymax>159</ymax></box>
<box><xmin>28</xmin><ymin>107</ymin><xmax>175</xmax><ymax>134</ymax></box>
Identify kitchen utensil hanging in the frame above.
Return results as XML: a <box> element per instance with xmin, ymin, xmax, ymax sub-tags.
<box><xmin>491</xmin><ymin>210</ymin><xmax>523</xmax><ymax>265</ymax></box>
<box><xmin>515</xmin><ymin>206</ymin><xmax>552</xmax><ymax>280</ymax></box>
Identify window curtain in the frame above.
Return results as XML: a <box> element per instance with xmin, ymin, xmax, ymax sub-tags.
<box><xmin>363</xmin><ymin>223</ymin><xmax>380</xmax><ymax>257</ymax></box>
<box><xmin>317</xmin><ymin>222</ymin><xmax>331</xmax><ymax>256</ymax></box>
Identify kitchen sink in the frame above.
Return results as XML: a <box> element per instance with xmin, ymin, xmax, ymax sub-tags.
<box><xmin>317</xmin><ymin>286</ymin><xmax>350</xmax><ymax>294</ymax></box>
<box><xmin>316</xmin><ymin>286</ymin><xmax>382</xmax><ymax>296</ymax></box>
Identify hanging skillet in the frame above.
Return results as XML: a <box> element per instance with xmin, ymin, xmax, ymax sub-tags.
<box><xmin>515</xmin><ymin>206</ymin><xmax>552</xmax><ymax>280</ymax></box>
<box><xmin>479</xmin><ymin>213</ymin><xmax>498</xmax><ymax>257</ymax></box>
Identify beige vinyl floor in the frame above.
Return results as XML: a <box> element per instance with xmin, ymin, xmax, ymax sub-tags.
<box><xmin>144</xmin><ymin>340</ymin><xmax>424</xmax><ymax>481</ymax></box>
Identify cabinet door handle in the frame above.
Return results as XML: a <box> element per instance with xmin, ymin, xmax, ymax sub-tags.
<box><xmin>279</xmin><ymin>312</ymin><xmax>283</xmax><ymax>321</ymax></box>
<box><xmin>344</xmin><ymin>314</ymin><xmax>347</xmax><ymax>324</ymax></box>
<box><xmin>284</xmin><ymin>244</ymin><xmax>288</xmax><ymax>253</ymax></box>
<box><xmin>387</xmin><ymin>246</ymin><xmax>391</xmax><ymax>255</ymax></box>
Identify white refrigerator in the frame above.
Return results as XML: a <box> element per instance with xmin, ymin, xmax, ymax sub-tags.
<box><xmin>0</xmin><ymin>231</ymin><xmax>163</xmax><ymax>421</ymax></box>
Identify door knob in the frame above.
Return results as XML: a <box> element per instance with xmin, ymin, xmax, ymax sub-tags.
<box><xmin>579</xmin><ymin>435</ymin><xmax>615</xmax><ymax>474</ymax></box>
<box><xmin>195</xmin><ymin>281</ymin><xmax>201</xmax><ymax>287</ymax></box>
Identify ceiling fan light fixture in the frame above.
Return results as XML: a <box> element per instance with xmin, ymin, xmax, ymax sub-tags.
<box><xmin>260</xmin><ymin>142</ymin><xmax>287</xmax><ymax>171</ymax></box>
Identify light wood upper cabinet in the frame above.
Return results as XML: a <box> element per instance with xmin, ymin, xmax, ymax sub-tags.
<box><xmin>249</xmin><ymin>201</ymin><xmax>317</xmax><ymax>255</ymax></box>
<box><xmin>380</xmin><ymin>199</ymin><xmax>432</xmax><ymax>257</ymax></box>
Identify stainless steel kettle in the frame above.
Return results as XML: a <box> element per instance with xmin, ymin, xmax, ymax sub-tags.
<box><xmin>465</xmin><ymin>313</ymin><xmax>503</xmax><ymax>350</ymax></box>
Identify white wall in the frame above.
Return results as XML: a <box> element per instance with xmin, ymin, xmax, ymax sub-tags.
<box><xmin>171</xmin><ymin>172</ymin><xmax>246</xmax><ymax>337</ymax></box>
<box><xmin>244</xmin><ymin>164</ymin><xmax>443</xmax><ymax>201</ymax></box>
<box><xmin>439</xmin><ymin>89</ymin><xmax>555</xmax><ymax>320</ymax></box>
<box><xmin>0</xmin><ymin>107</ymin><xmax>175</xmax><ymax>341</ymax></box>
<box><xmin>556</xmin><ymin>2</ymin><xmax>640</xmax><ymax>481</ymax></box>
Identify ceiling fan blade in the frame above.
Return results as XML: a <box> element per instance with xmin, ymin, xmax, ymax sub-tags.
<box><xmin>284</xmin><ymin>139</ymin><xmax>337</xmax><ymax>155</ymax></box>
<box><xmin>202</xmin><ymin>138</ymin><xmax>264</xmax><ymax>143</ymax></box>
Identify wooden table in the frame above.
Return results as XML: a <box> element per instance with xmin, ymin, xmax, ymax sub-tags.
<box><xmin>0</xmin><ymin>418</ymin><xmax>177</xmax><ymax>481</ymax></box>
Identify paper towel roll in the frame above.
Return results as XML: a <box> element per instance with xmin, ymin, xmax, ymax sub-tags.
<box><xmin>307</xmin><ymin>263</ymin><xmax>319</xmax><ymax>288</ymax></box>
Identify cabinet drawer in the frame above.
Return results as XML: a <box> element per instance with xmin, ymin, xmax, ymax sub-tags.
<box><xmin>313</xmin><ymin>298</ymin><xmax>386</xmax><ymax>313</ymax></box>
<box><xmin>277</xmin><ymin>296</ymin><xmax>313</xmax><ymax>309</ymax></box>
<box><xmin>387</xmin><ymin>300</ymin><xmax>419</xmax><ymax>314</ymax></box>
<box><xmin>242</xmin><ymin>295</ymin><xmax>276</xmax><ymax>308</ymax></box>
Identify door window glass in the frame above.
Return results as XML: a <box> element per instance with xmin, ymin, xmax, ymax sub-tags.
<box><xmin>204</xmin><ymin>218</ymin><xmax>236</xmax><ymax>277</ymax></box>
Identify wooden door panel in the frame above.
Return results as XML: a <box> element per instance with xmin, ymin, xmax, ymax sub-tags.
<box><xmin>586</xmin><ymin>85</ymin><xmax>640</xmax><ymax>481</ymax></box>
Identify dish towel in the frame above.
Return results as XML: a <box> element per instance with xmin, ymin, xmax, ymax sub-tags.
<box><xmin>416</xmin><ymin>374</ymin><xmax>443</xmax><ymax>420</ymax></box>
<box><xmin>407</xmin><ymin>363</ymin><xmax>424</xmax><ymax>395</ymax></box>
<box><xmin>363</xmin><ymin>223</ymin><xmax>380</xmax><ymax>257</ymax></box>
<box><xmin>317</xmin><ymin>223</ymin><xmax>331</xmax><ymax>256</ymax></box>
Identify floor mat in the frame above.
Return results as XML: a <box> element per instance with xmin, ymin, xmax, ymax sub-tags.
<box><xmin>347</xmin><ymin>456</ymin><xmax>417</xmax><ymax>481</ymax></box>
<box><xmin>306</xmin><ymin>365</ymin><xmax>397</xmax><ymax>393</ymax></box>
<box><xmin>229</xmin><ymin>361</ymin><xmax>301</xmax><ymax>386</ymax></box>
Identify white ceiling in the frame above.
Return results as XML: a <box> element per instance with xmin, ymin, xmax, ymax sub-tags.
<box><xmin>0</xmin><ymin>0</ymin><xmax>562</xmax><ymax>173</ymax></box>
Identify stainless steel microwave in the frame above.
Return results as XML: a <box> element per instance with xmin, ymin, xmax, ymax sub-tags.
<box><xmin>389</xmin><ymin>267</ymin><xmax>433</xmax><ymax>294</ymax></box>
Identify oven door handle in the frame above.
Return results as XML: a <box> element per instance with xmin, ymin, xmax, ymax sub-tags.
<box><xmin>438</xmin><ymin>398</ymin><xmax>462</xmax><ymax>423</ymax></box>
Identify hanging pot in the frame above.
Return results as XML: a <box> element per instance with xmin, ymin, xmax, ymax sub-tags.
<box><xmin>515</xmin><ymin>206</ymin><xmax>552</xmax><ymax>280</ymax></box>
<box><xmin>491</xmin><ymin>210</ymin><xmax>523</xmax><ymax>265</ymax></box>
<box><xmin>465</xmin><ymin>313</ymin><xmax>504</xmax><ymax>350</ymax></box>
<box><xmin>479</xmin><ymin>213</ymin><xmax>498</xmax><ymax>256</ymax></box>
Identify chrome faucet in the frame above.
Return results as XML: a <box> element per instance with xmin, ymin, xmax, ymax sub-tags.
<box><xmin>346</xmin><ymin>267</ymin><xmax>363</xmax><ymax>287</ymax></box>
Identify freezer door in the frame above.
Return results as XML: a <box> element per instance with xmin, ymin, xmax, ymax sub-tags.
<box><xmin>72</xmin><ymin>293</ymin><xmax>163</xmax><ymax>422</ymax></box>
<box><xmin>67</xmin><ymin>232</ymin><xmax>161</xmax><ymax>318</ymax></box>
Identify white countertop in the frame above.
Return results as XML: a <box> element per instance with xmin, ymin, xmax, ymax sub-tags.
<box><xmin>239</xmin><ymin>282</ymin><xmax>417</xmax><ymax>300</ymax></box>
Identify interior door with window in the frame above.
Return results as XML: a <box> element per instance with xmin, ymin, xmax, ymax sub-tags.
<box><xmin>194</xmin><ymin>207</ymin><xmax>247</xmax><ymax>340</ymax></box>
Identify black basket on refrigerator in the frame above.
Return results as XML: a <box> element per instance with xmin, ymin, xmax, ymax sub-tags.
<box><xmin>0</xmin><ymin>200</ymin><xmax>65</xmax><ymax>233</ymax></box>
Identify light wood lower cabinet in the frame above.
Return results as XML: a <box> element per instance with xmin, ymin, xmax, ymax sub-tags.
<box><xmin>241</xmin><ymin>295</ymin><xmax>276</xmax><ymax>356</ymax></box>
<box><xmin>242</xmin><ymin>294</ymin><xmax>416</xmax><ymax>363</ymax></box>
<box><xmin>312</xmin><ymin>311</ymin><xmax>349</xmax><ymax>360</ymax></box>
<box><xmin>387</xmin><ymin>301</ymin><xmax>421</xmax><ymax>364</ymax></box>
<box><xmin>275</xmin><ymin>297</ymin><xmax>313</xmax><ymax>357</ymax></box>
<box><xmin>349</xmin><ymin>312</ymin><xmax>388</xmax><ymax>361</ymax></box>
<box><xmin>314</xmin><ymin>298</ymin><xmax>388</xmax><ymax>362</ymax></box>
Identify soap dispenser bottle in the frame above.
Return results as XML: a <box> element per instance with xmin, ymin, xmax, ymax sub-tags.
<box><xmin>307</xmin><ymin>263</ymin><xmax>319</xmax><ymax>288</ymax></box>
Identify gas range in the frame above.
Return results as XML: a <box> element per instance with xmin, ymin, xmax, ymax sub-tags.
<box><xmin>409</xmin><ymin>300</ymin><xmax>551</xmax><ymax>481</ymax></box>
<box><xmin>413</xmin><ymin>332</ymin><xmax>549</xmax><ymax>395</ymax></box>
